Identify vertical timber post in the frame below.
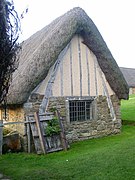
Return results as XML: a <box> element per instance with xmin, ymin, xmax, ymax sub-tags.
<box><xmin>56</xmin><ymin>110</ymin><xmax>68</xmax><ymax>151</ymax></box>
<box><xmin>26</xmin><ymin>116</ymin><xmax>31</xmax><ymax>153</ymax></box>
<box><xmin>34</xmin><ymin>112</ymin><xmax>47</xmax><ymax>154</ymax></box>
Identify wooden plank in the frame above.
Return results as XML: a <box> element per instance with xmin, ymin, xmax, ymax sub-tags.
<box><xmin>28</xmin><ymin>114</ymin><xmax>53</xmax><ymax>121</ymax></box>
<box><xmin>2</xmin><ymin>114</ymin><xmax>54</xmax><ymax>125</ymax></box>
<box><xmin>60</xmin><ymin>59</ymin><xmax>63</xmax><ymax>96</ymax></box>
<box><xmin>4</xmin><ymin>121</ymin><xmax>25</xmax><ymax>125</ymax></box>
<box><xmin>86</xmin><ymin>47</ymin><xmax>90</xmax><ymax>96</ymax></box>
<box><xmin>29</xmin><ymin>112</ymin><xmax>54</xmax><ymax>117</ymax></box>
<box><xmin>34</xmin><ymin>112</ymin><xmax>47</xmax><ymax>154</ymax></box>
<box><xmin>56</xmin><ymin>110</ymin><xmax>68</xmax><ymax>151</ymax></box>
<box><xmin>98</xmin><ymin>65</ymin><xmax>116</xmax><ymax>120</ymax></box>
<box><xmin>27</xmin><ymin>123</ymin><xmax>31</xmax><ymax>153</ymax></box>
<box><xmin>39</xmin><ymin>44</ymin><xmax>70</xmax><ymax>113</ymax></box>
<box><xmin>28</xmin><ymin>114</ymin><xmax>43</xmax><ymax>154</ymax></box>
<box><xmin>0</xmin><ymin>120</ymin><xmax>3</xmax><ymax>155</ymax></box>
<box><xmin>70</xmin><ymin>42</ymin><xmax>73</xmax><ymax>96</ymax></box>
<box><xmin>29</xmin><ymin>123</ymin><xmax>42</xmax><ymax>153</ymax></box>
<box><xmin>26</xmin><ymin>116</ymin><xmax>31</xmax><ymax>153</ymax></box>
<box><xmin>94</xmin><ymin>59</ymin><xmax>98</xmax><ymax>96</ymax></box>
<box><xmin>78</xmin><ymin>35</ymin><xmax>82</xmax><ymax>96</ymax></box>
<box><xmin>47</xmin><ymin>147</ymin><xmax>63</xmax><ymax>153</ymax></box>
<box><xmin>102</xmin><ymin>82</ymin><xmax>116</xmax><ymax>120</ymax></box>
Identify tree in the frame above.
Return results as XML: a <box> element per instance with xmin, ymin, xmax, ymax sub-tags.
<box><xmin>0</xmin><ymin>0</ymin><xmax>20</xmax><ymax>104</ymax></box>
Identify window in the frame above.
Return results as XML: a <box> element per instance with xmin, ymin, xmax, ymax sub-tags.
<box><xmin>69</xmin><ymin>99</ymin><xmax>95</xmax><ymax>122</ymax></box>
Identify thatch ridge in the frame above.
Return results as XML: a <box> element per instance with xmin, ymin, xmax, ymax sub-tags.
<box><xmin>7</xmin><ymin>7</ymin><xmax>129</xmax><ymax>104</ymax></box>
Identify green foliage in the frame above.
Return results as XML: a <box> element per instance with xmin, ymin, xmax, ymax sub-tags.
<box><xmin>45</xmin><ymin>117</ymin><xmax>60</xmax><ymax>136</ymax></box>
<box><xmin>3</xmin><ymin>127</ymin><xmax>11</xmax><ymax>136</ymax></box>
<box><xmin>0</xmin><ymin>0</ymin><xmax>20</xmax><ymax>103</ymax></box>
<box><xmin>0</xmin><ymin>125</ymin><xmax>135</xmax><ymax>179</ymax></box>
<box><xmin>121</xmin><ymin>94</ymin><xmax>135</xmax><ymax>121</ymax></box>
<box><xmin>49</xmin><ymin>107</ymin><xmax>57</xmax><ymax>112</ymax></box>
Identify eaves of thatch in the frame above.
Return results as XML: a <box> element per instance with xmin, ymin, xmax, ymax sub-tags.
<box><xmin>7</xmin><ymin>7</ymin><xmax>129</xmax><ymax>104</ymax></box>
<box><xmin>120</xmin><ymin>67</ymin><xmax>135</xmax><ymax>87</ymax></box>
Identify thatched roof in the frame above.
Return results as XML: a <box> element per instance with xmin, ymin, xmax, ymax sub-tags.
<box><xmin>120</xmin><ymin>67</ymin><xmax>135</xmax><ymax>87</ymax></box>
<box><xmin>7</xmin><ymin>7</ymin><xmax>129</xmax><ymax>104</ymax></box>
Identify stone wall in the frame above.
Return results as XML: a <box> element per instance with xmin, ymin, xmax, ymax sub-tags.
<box><xmin>23</xmin><ymin>94</ymin><xmax>121</xmax><ymax>145</ymax></box>
<box><xmin>47</xmin><ymin>95</ymin><xmax>121</xmax><ymax>143</ymax></box>
<box><xmin>0</xmin><ymin>106</ymin><xmax>25</xmax><ymax>135</ymax></box>
<box><xmin>23</xmin><ymin>94</ymin><xmax>44</xmax><ymax>115</ymax></box>
<box><xmin>129</xmin><ymin>87</ymin><xmax>135</xmax><ymax>94</ymax></box>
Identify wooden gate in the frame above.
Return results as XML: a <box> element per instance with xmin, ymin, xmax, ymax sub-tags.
<box><xmin>27</xmin><ymin>111</ymin><xmax>68</xmax><ymax>154</ymax></box>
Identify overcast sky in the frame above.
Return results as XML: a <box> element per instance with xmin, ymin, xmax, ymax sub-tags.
<box><xmin>14</xmin><ymin>0</ymin><xmax>135</xmax><ymax>68</ymax></box>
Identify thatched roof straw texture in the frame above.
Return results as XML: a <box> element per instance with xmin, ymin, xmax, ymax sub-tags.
<box><xmin>7</xmin><ymin>7</ymin><xmax>129</xmax><ymax>104</ymax></box>
<box><xmin>120</xmin><ymin>67</ymin><xmax>135</xmax><ymax>87</ymax></box>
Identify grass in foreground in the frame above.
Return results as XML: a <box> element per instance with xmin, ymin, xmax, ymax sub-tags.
<box><xmin>0</xmin><ymin>125</ymin><xmax>135</xmax><ymax>180</ymax></box>
<box><xmin>121</xmin><ymin>94</ymin><xmax>135</xmax><ymax>121</ymax></box>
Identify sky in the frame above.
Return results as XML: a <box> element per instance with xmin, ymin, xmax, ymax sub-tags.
<box><xmin>13</xmin><ymin>0</ymin><xmax>135</xmax><ymax>68</ymax></box>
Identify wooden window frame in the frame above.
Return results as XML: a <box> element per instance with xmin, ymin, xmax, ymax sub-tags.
<box><xmin>66</xmin><ymin>97</ymin><xmax>97</xmax><ymax>123</ymax></box>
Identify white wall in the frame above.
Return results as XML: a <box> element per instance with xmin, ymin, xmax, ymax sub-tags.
<box><xmin>36</xmin><ymin>35</ymin><xmax>114</xmax><ymax>97</ymax></box>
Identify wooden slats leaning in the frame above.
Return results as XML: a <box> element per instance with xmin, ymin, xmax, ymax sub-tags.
<box><xmin>56</xmin><ymin>110</ymin><xmax>68</xmax><ymax>151</ymax></box>
<box><xmin>34</xmin><ymin>112</ymin><xmax>47</xmax><ymax>154</ymax></box>
<box><xmin>27</xmin><ymin>111</ymin><xmax>68</xmax><ymax>154</ymax></box>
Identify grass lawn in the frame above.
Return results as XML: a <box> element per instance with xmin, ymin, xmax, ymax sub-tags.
<box><xmin>121</xmin><ymin>94</ymin><xmax>135</xmax><ymax>121</ymax></box>
<box><xmin>0</xmin><ymin>95</ymin><xmax>135</xmax><ymax>180</ymax></box>
<box><xmin>0</xmin><ymin>125</ymin><xmax>135</xmax><ymax>180</ymax></box>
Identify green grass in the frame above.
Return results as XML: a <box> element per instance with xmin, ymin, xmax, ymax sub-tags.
<box><xmin>121</xmin><ymin>94</ymin><xmax>135</xmax><ymax>121</ymax></box>
<box><xmin>0</xmin><ymin>125</ymin><xmax>135</xmax><ymax>180</ymax></box>
<box><xmin>0</xmin><ymin>94</ymin><xmax>135</xmax><ymax>179</ymax></box>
